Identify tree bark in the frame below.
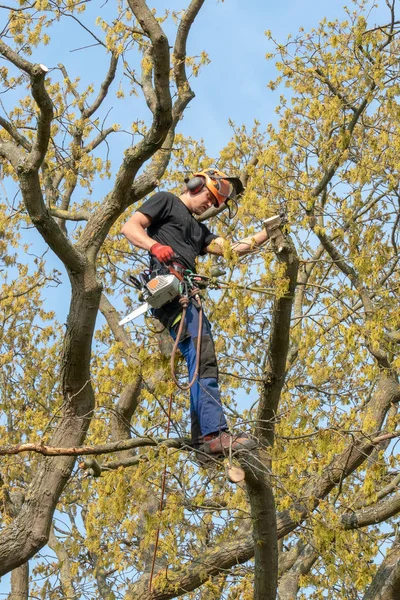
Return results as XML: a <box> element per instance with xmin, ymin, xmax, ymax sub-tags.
<box><xmin>363</xmin><ymin>538</ymin><xmax>400</xmax><ymax>600</ymax></box>
<box><xmin>8</xmin><ymin>563</ymin><xmax>29</xmax><ymax>600</ymax></box>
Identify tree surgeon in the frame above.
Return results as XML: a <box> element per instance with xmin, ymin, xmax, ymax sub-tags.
<box><xmin>121</xmin><ymin>169</ymin><xmax>283</xmax><ymax>456</ymax></box>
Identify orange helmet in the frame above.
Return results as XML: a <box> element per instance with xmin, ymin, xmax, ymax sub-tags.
<box><xmin>187</xmin><ymin>168</ymin><xmax>244</xmax><ymax>207</ymax></box>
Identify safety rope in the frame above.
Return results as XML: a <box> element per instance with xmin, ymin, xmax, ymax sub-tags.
<box><xmin>170</xmin><ymin>292</ymin><xmax>203</xmax><ymax>391</ymax></box>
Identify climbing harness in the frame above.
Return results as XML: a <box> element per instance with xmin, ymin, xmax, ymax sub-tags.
<box><xmin>119</xmin><ymin>262</ymin><xmax>220</xmax><ymax>389</ymax></box>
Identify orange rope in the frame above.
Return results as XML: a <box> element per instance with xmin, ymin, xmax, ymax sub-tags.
<box><xmin>170</xmin><ymin>294</ymin><xmax>203</xmax><ymax>391</ymax></box>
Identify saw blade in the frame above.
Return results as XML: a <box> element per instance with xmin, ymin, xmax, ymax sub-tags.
<box><xmin>119</xmin><ymin>302</ymin><xmax>150</xmax><ymax>326</ymax></box>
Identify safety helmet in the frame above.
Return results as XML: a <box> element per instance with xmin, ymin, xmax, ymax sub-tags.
<box><xmin>187</xmin><ymin>168</ymin><xmax>244</xmax><ymax>207</ymax></box>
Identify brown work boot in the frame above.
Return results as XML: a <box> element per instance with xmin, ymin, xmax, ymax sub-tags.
<box><xmin>203</xmin><ymin>431</ymin><xmax>256</xmax><ymax>455</ymax></box>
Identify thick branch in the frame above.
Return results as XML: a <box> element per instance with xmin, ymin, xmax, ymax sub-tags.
<box><xmin>26</xmin><ymin>63</ymin><xmax>53</xmax><ymax>170</ymax></box>
<box><xmin>363</xmin><ymin>535</ymin><xmax>400</xmax><ymax>600</ymax></box>
<box><xmin>0</xmin><ymin>139</ymin><xmax>23</xmax><ymax>166</ymax></box>
<box><xmin>48</xmin><ymin>525</ymin><xmax>77</xmax><ymax>600</ymax></box>
<box><xmin>173</xmin><ymin>0</ymin><xmax>204</xmax><ymax>94</ymax></box>
<box><xmin>278</xmin><ymin>543</ymin><xmax>318</xmax><ymax>600</ymax></box>
<box><xmin>18</xmin><ymin>171</ymin><xmax>85</xmax><ymax>273</ymax></box>
<box><xmin>9</xmin><ymin>564</ymin><xmax>29</xmax><ymax>600</ymax></box>
<box><xmin>341</xmin><ymin>491</ymin><xmax>400</xmax><ymax>530</ymax></box>
<box><xmin>127</xmin><ymin>0</ymin><xmax>171</xmax><ymax>97</ymax></box>
<box><xmin>77</xmin><ymin>0</ymin><xmax>176</xmax><ymax>259</ymax></box>
<box><xmin>100</xmin><ymin>293</ymin><xmax>134</xmax><ymax>348</ymax></box>
<box><xmin>141</xmin><ymin>46</ymin><xmax>157</xmax><ymax>112</ymax></box>
<box><xmin>258</xmin><ymin>236</ymin><xmax>299</xmax><ymax>445</ymax></box>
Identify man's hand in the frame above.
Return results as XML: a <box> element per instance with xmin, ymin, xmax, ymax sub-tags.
<box><xmin>150</xmin><ymin>242</ymin><xmax>175</xmax><ymax>263</ymax></box>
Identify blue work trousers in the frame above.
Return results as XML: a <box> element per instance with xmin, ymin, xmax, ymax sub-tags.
<box><xmin>170</xmin><ymin>302</ymin><xmax>228</xmax><ymax>442</ymax></box>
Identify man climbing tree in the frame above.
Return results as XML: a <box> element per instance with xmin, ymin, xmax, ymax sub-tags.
<box><xmin>121</xmin><ymin>168</ymin><xmax>285</xmax><ymax>455</ymax></box>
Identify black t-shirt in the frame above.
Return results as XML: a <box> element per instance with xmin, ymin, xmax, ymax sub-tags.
<box><xmin>137</xmin><ymin>191</ymin><xmax>218</xmax><ymax>328</ymax></box>
<box><xmin>137</xmin><ymin>191</ymin><xmax>217</xmax><ymax>271</ymax></box>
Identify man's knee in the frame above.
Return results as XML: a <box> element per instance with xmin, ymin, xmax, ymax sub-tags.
<box><xmin>195</xmin><ymin>334</ymin><xmax>218</xmax><ymax>379</ymax></box>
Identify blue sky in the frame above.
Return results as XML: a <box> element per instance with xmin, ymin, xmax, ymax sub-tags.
<box><xmin>1</xmin><ymin>0</ymin><xmax>390</xmax><ymax>324</ymax></box>
<box><xmin>0</xmin><ymin>0</ymin><xmax>393</xmax><ymax>595</ymax></box>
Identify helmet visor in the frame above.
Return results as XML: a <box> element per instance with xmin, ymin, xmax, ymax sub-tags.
<box><xmin>214</xmin><ymin>177</ymin><xmax>233</xmax><ymax>199</ymax></box>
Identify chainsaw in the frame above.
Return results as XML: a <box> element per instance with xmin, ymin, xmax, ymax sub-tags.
<box><xmin>118</xmin><ymin>264</ymin><xmax>223</xmax><ymax>326</ymax></box>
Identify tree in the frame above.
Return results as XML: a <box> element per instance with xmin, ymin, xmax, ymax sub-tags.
<box><xmin>1</xmin><ymin>0</ymin><xmax>400</xmax><ymax>599</ymax></box>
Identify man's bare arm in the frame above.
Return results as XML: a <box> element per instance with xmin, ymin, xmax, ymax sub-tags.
<box><xmin>206</xmin><ymin>229</ymin><xmax>268</xmax><ymax>257</ymax></box>
<box><xmin>121</xmin><ymin>212</ymin><xmax>155</xmax><ymax>251</ymax></box>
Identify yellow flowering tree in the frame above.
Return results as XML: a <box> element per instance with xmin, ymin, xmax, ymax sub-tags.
<box><xmin>1</xmin><ymin>1</ymin><xmax>400</xmax><ymax>599</ymax></box>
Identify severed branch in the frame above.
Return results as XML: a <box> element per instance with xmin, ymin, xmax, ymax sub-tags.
<box><xmin>258</xmin><ymin>235</ymin><xmax>299</xmax><ymax>446</ymax></box>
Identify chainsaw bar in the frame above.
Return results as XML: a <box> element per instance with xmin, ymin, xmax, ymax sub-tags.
<box><xmin>119</xmin><ymin>302</ymin><xmax>150</xmax><ymax>326</ymax></box>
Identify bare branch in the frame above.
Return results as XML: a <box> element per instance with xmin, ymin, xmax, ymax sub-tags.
<box><xmin>173</xmin><ymin>0</ymin><xmax>204</xmax><ymax>95</ymax></box>
<box><xmin>0</xmin><ymin>436</ymin><xmax>188</xmax><ymax>457</ymax></box>
<box><xmin>82</xmin><ymin>53</ymin><xmax>118</xmax><ymax>119</ymax></box>
<box><xmin>0</xmin><ymin>115</ymin><xmax>31</xmax><ymax>151</ymax></box>
<box><xmin>49</xmin><ymin>207</ymin><xmax>90</xmax><ymax>222</ymax></box>
<box><xmin>83</xmin><ymin>126</ymin><xmax>116</xmax><ymax>153</ymax></box>
<box><xmin>341</xmin><ymin>491</ymin><xmax>400</xmax><ymax>530</ymax></box>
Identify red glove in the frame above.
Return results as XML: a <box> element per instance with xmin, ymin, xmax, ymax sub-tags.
<box><xmin>150</xmin><ymin>242</ymin><xmax>175</xmax><ymax>263</ymax></box>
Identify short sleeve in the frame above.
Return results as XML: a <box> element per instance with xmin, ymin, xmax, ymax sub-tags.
<box><xmin>137</xmin><ymin>192</ymin><xmax>172</xmax><ymax>223</ymax></box>
<box><xmin>200</xmin><ymin>223</ymin><xmax>218</xmax><ymax>254</ymax></box>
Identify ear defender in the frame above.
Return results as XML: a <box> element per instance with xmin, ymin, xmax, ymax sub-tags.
<box><xmin>186</xmin><ymin>176</ymin><xmax>205</xmax><ymax>194</ymax></box>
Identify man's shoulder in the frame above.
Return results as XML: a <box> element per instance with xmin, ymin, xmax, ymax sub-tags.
<box><xmin>147</xmin><ymin>190</ymin><xmax>178</xmax><ymax>204</ymax></box>
<box><xmin>137</xmin><ymin>190</ymin><xmax>178</xmax><ymax>217</ymax></box>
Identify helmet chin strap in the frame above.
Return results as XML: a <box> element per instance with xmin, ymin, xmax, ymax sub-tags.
<box><xmin>226</xmin><ymin>197</ymin><xmax>238</xmax><ymax>219</ymax></box>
